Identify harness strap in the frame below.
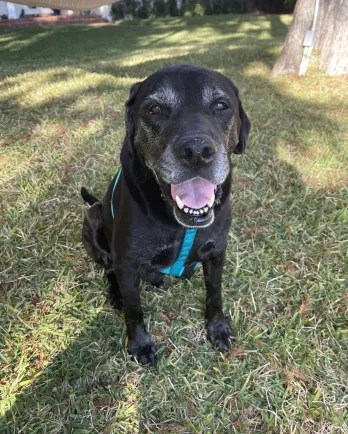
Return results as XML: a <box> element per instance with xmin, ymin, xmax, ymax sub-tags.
<box><xmin>110</xmin><ymin>167</ymin><xmax>199</xmax><ymax>277</ymax></box>
<box><xmin>160</xmin><ymin>228</ymin><xmax>198</xmax><ymax>277</ymax></box>
<box><xmin>110</xmin><ymin>167</ymin><xmax>122</xmax><ymax>220</ymax></box>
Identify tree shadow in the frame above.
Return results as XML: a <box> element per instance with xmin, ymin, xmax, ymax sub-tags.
<box><xmin>0</xmin><ymin>14</ymin><xmax>288</xmax><ymax>78</ymax></box>
<box><xmin>269</xmin><ymin>14</ymin><xmax>289</xmax><ymax>39</ymax></box>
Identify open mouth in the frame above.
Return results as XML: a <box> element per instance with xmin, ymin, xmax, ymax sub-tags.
<box><xmin>170</xmin><ymin>178</ymin><xmax>218</xmax><ymax>228</ymax></box>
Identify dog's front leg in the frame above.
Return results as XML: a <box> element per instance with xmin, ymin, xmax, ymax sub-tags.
<box><xmin>115</xmin><ymin>266</ymin><xmax>156</xmax><ymax>365</ymax></box>
<box><xmin>203</xmin><ymin>251</ymin><xmax>233</xmax><ymax>352</ymax></box>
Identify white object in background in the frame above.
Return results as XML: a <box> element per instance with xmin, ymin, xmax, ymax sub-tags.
<box><xmin>299</xmin><ymin>0</ymin><xmax>320</xmax><ymax>76</ymax></box>
<box><xmin>91</xmin><ymin>4</ymin><xmax>111</xmax><ymax>21</ymax></box>
<box><xmin>7</xmin><ymin>2</ymin><xmax>19</xmax><ymax>18</ymax></box>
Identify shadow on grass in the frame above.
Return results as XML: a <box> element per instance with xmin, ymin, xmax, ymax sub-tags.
<box><xmin>0</xmin><ymin>14</ymin><xmax>289</xmax><ymax>77</ymax></box>
<box><xmin>0</xmin><ymin>15</ymin><xmax>347</xmax><ymax>433</ymax></box>
<box><xmin>0</xmin><ymin>44</ymin><xmax>342</xmax><ymax>162</ymax></box>
<box><xmin>269</xmin><ymin>14</ymin><xmax>288</xmax><ymax>39</ymax></box>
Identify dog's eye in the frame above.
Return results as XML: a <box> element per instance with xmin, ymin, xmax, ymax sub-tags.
<box><xmin>216</xmin><ymin>101</ymin><xmax>228</xmax><ymax>111</ymax></box>
<box><xmin>149</xmin><ymin>105</ymin><xmax>162</xmax><ymax>115</ymax></box>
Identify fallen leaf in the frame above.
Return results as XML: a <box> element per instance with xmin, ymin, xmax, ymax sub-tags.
<box><xmin>299</xmin><ymin>295</ymin><xmax>312</xmax><ymax>315</ymax></box>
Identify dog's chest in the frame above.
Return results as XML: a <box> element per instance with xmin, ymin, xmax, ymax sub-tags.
<box><xmin>134</xmin><ymin>228</ymin><xmax>183</xmax><ymax>268</ymax></box>
<box><xmin>132</xmin><ymin>224</ymin><xmax>219</xmax><ymax>270</ymax></box>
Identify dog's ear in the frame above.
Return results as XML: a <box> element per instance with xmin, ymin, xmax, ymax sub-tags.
<box><xmin>225</xmin><ymin>78</ymin><xmax>251</xmax><ymax>154</ymax></box>
<box><xmin>125</xmin><ymin>81</ymin><xmax>142</xmax><ymax>155</ymax></box>
<box><xmin>234</xmin><ymin>97</ymin><xmax>251</xmax><ymax>155</ymax></box>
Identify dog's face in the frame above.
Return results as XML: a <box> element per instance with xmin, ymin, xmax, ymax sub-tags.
<box><xmin>125</xmin><ymin>64</ymin><xmax>250</xmax><ymax>228</ymax></box>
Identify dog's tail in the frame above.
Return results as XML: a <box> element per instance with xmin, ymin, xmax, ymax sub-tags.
<box><xmin>81</xmin><ymin>187</ymin><xmax>99</xmax><ymax>206</ymax></box>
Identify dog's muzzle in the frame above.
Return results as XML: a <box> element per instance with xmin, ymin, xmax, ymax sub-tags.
<box><xmin>170</xmin><ymin>177</ymin><xmax>221</xmax><ymax>228</ymax></box>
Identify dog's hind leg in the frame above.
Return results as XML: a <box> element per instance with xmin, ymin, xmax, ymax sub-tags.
<box><xmin>82</xmin><ymin>202</ymin><xmax>110</xmax><ymax>267</ymax></box>
<box><xmin>106</xmin><ymin>271</ymin><xmax>124</xmax><ymax>312</ymax></box>
<box><xmin>147</xmin><ymin>274</ymin><xmax>164</xmax><ymax>289</ymax></box>
<box><xmin>82</xmin><ymin>202</ymin><xmax>124</xmax><ymax>310</ymax></box>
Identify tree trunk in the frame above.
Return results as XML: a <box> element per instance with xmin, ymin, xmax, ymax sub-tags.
<box><xmin>316</xmin><ymin>0</ymin><xmax>348</xmax><ymax>75</ymax></box>
<box><xmin>271</xmin><ymin>0</ymin><xmax>348</xmax><ymax>77</ymax></box>
<box><xmin>271</xmin><ymin>0</ymin><xmax>315</xmax><ymax>78</ymax></box>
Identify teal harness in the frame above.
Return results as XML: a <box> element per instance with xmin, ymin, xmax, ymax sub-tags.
<box><xmin>110</xmin><ymin>168</ymin><xmax>200</xmax><ymax>277</ymax></box>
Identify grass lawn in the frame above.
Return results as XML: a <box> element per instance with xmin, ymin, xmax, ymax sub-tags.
<box><xmin>0</xmin><ymin>14</ymin><xmax>347</xmax><ymax>433</ymax></box>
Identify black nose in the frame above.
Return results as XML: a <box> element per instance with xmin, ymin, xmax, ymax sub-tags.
<box><xmin>175</xmin><ymin>135</ymin><xmax>217</xmax><ymax>167</ymax></box>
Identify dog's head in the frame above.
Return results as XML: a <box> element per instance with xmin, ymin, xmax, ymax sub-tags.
<box><xmin>125</xmin><ymin>64</ymin><xmax>250</xmax><ymax>228</ymax></box>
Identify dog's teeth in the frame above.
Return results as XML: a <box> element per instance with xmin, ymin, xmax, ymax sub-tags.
<box><xmin>200</xmin><ymin>209</ymin><xmax>204</xmax><ymax>214</ymax></box>
<box><xmin>189</xmin><ymin>209</ymin><xmax>193</xmax><ymax>214</ymax></box>
<box><xmin>184</xmin><ymin>207</ymin><xmax>189</xmax><ymax>213</ymax></box>
<box><xmin>176</xmin><ymin>195</ymin><xmax>184</xmax><ymax>210</ymax></box>
<box><xmin>194</xmin><ymin>211</ymin><xmax>199</xmax><ymax>215</ymax></box>
<box><xmin>207</xmin><ymin>193</ymin><xmax>215</xmax><ymax>207</ymax></box>
<box><xmin>204</xmin><ymin>206</ymin><xmax>208</xmax><ymax>212</ymax></box>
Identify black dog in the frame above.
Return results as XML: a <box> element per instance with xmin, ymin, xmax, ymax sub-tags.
<box><xmin>81</xmin><ymin>64</ymin><xmax>250</xmax><ymax>365</ymax></box>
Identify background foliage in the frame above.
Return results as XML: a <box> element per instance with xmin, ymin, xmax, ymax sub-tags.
<box><xmin>111</xmin><ymin>0</ymin><xmax>295</xmax><ymax>20</ymax></box>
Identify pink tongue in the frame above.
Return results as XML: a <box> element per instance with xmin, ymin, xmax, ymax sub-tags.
<box><xmin>171</xmin><ymin>178</ymin><xmax>216</xmax><ymax>209</ymax></box>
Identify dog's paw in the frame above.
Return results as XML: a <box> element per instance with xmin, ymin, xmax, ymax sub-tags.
<box><xmin>150</xmin><ymin>276</ymin><xmax>164</xmax><ymax>289</ymax></box>
<box><xmin>128</xmin><ymin>334</ymin><xmax>157</xmax><ymax>366</ymax></box>
<box><xmin>207</xmin><ymin>318</ymin><xmax>233</xmax><ymax>352</ymax></box>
